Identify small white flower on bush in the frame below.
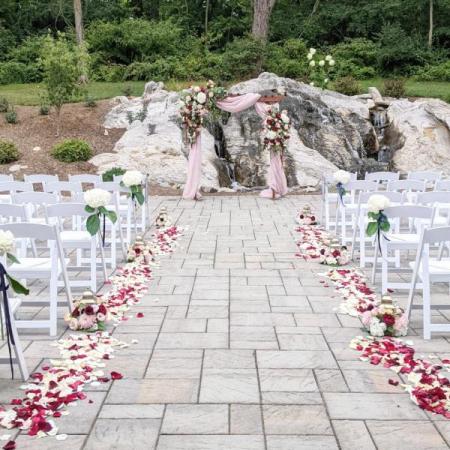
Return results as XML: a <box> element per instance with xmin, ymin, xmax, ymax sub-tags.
<box><xmin>324</xmin><ymin>78</ymin><xmax>329</xmax><ymax>83</ymax></box>
<box><xmin>309</xmin><ymin>48</ymin><xmax>316</xmax><ymax>55</ymax></box>
<box><xmin>325</xmin><ymin>55</ymin><xmax>332</xmax><ymax>61</ymax></box>
<box><xmin>196</xmin><ymin>92</ymin><xmax>207</xmax><ymax>104</ymax></box>
<box><xmin>367</xmin><ymin>194</ymin><xmax>391</xmax><ymax>214</ymax></box>
<box><xmin>84</xmin><ymin>188</ymin><xmax>111</xmax><ymax>209</ymax></box>
<box><xmin>310</xmin><ymin>82</ymin><xmax>315</xmax><ymax>86</ymax></box>
<box><xmin>309</xmin><ymin>60</ymin><xmax>316</xmax><ymax>67</ymax></box>
<box><xmin>319</xmin><ymin>60</ymin><xmax>325</xmax><ymax>67</ymax></box>
<box><xmin>122</xmin><ymin>170</ymin><xmax>143</xmax><ymax>187</ymax></box>
<box><xmin>329</xmin><ymin>59</ymin><xmax>335</xmax><ymax>66</ymax></box>
<box><xmin>307</xmin><ymin>53</ymin><xmax>313</xmax><ymax>60</ymax></box>
<box><xmin>333</xmin><ymin>170</ymin><xmax>351</xmax><ymax>185</ymax></box>
<box><xmin>0</xmin><ymin>230</ymin><xmax>14</xmax><ymax>255</ymax></box>
<box><xmin>208</xmin><ymin>91</ymin><xmax>214</xmax><ymax>98</ymax></box>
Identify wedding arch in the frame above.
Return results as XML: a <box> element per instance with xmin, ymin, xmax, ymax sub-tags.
<box><xmin>178</xmin><ymin>81</ymin><xmax>291</xmax><ymax>200</ymax></box>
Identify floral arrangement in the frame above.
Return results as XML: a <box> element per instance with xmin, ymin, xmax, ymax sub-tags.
<box><xmin>65</xmin><ymin>291</ymin><xmax>110</xmax><ymax>332</ymax></box>
<box><xmin>84</xmin><ymin>188</ymin><xmax>117</xmax><ymax>236</ymax></box>
<box><xmin>296</xmin><ymin>205</ymin><xmax>317</xmax><ymax>225</ymax></box>
<box><xmin>0</xmin><ymin>230</ymin><xmax>29</xmax><ymax>295</ymax></box>
<box><xmin>126</xmin><ymin>235</ymin><xmax>155</xmax><ymax>264</ymax></box>
<box><xmin>307</xmin><ymin>48</ymin><xmax>336</xmax><ymax>89</ymax></box>
<box><xmin>366</xmin><ymin>194</ymin><xmax>391</xmax><ymax>239</ymax></box>
<box><xmin>179</xmin><ymin>80</ymin><xmax>227</xmax><ymax>145</ymax></box>
<box><xmin>351</xmin><ymin>336</ymin><xmax>450</xmax><ymax>419</ymax></box>
<box><xmin>361</xmin><ymin>295</ymin><xmax>408</xmax><ymax>337</ymax></box>
<box><xmin>333</xmin><ymin>170</ymin><xmax>351</xmax><ymax>204</ymax></box>
<box><xmin>121</xmin><ymin>170</ymin><xmax>144</xmax><ymax>205</ymax></box>
<box><xmin>262</xmin><ymin>105</ymin><xmax>291</xmax><ymax>153</ymax></box>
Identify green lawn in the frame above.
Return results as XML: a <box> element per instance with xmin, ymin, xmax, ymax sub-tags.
<box><xmin>0</xmin><ymin>78</ymin><xmax>448</xmax><ymax>106</ymax></box>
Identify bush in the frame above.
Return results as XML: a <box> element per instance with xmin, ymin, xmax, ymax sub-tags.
<box><xmin>0</xmin><ymin>140</ymin><xmax>19</xmax><ymax>164</ymax></box>
<box><xmin>39</xmin><ymin>103</ymin><xmax>50</xmax><ymax>115</ymax></box>
<box><xmin>382</xmin><ymin>79</ymin><xmax>406</xmax><ymax>98</ymax></box>
<box><xmin>0</xmin><ymin>97</ymin><xmax>9</xmax><ymax>113</ymax></box>
<box><xmin>415</xmin><ymin>61</ymin><xmax>450</xmax><ymax>82</ymax></box>
<box><xmin>332</xmin><ymin>76</ymin><xmax>361</xmax><ymax>96</ymax></box>
<box><xmin>51</xmin><ymin>139</ymin><xmax>92</xmax><ymax>163</ymax></box>
<box><xmin>102</xmin><ymin>167</ymin><xmax>125</xmax><ymax>181</ymax></box>
<box><xmin>92</xmin><ymin>64</ymin><xmax>126</xmax><ymax>82</ymax></box>
<box><xmin>265</xmin><ymin>40</ymin><xmax>309</xmax><ymax>79</ymax></box>
<box><xmin>0</xmin><ymin>61</ymin><xmax>41</xmax><ymax>84</ymax></box>
<box><xmin>5</xmin><ymin>107</ymin><xmax>17</xmax><ymax>124</ymax></box>
<box><xmin>122</xmin><ymin>83</ymin><xmax>133</xmax><ymax>97</ymax></box>
<box><xmin>84</xmin><ymin>95</ymin><xmax>97</xmax><ymax>107</ymax></box>
<box><xmin>0</xmin><ymin>27</ymin><xmax>16</xmax><ymax>61</ymax></box>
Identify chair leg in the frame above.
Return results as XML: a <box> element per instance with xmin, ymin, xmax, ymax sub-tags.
<box><xmin>371</xmin><ymin>238</ymin><xmax>379</xmax><ymax>284</ymax></box>
<box><xmin>49</xmin><ymin>274</ymin><xmax>57</xmax><ymax>336</ymax></box>
<box><xmin>90</xmin><ymin>240</ymin><xmax>96</xmax><ymax>293</ymax></box>
<box><xmin>423</xmin><ymin>277</ymin><xmax>432</xmax><ymax>340</ymax></box>
<box><xmin>359</xmin><ymin>225</ymin><xmax>366</xmax><ymax>269</ymax></box>
<box><xmin>10</xmin><ymin>317</ymin><xmax>29</xmax><ymax>380</ymax></box>
<box><xmin>350</xmin><ymin>217</ymin><xmax>358</xmax><ymax>261</ymax></box>
<box><xmin>325</xmin><ymin>201</ymin><xmax>329</xmax><ymax>230</ymax></box>
<box><xmin>381</xmin><ymin>242</ymin><xmax>388</xmax><ymax>294</ymax></box>
<box><xmin>111</xmin><ymin>225</ymin><xmax>117</xmax><ymax>270</ymax></box>
<box><xmin>97</xmin><ymin>231</ymin><xmax>108</xmax><ymax>283</ymax></box>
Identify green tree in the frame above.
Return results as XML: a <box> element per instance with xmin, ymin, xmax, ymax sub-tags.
<box><xmin>40</xmin><ymin>34</ymin><xmax>89</xmax><ymax>135</ymax></box>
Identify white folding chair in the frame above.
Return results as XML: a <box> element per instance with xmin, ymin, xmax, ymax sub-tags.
<box><xmin>0</xmin><ymin>223</ymin><xmax>73</xmax><ymax>336</ymax></box>
<box><xmin>92</xmin><ymin>181</ymin><xmax>127</xmax><ymax>269</ymax></box>
<box><xmin>408</xmin><ymin>170</ymin><xmax>441</xmax><ymax>189</ymax></box>
<box><xmin>46</xmin><ymin>203</ymin><xmax>108</xmax><ymax>292</ymax></box>
<box><xmin>24</xmin><ymin>174</ymin><xmax>59</xmax><ymax>191</ymax></box>
<box><xmin>0</xmin><ymin>295</ymin><xmax>29</xmax><ymax>380</ymax></box>
<box><xmin>337</xmin><ymin>180</ymin><xmax>378</xmax><ymax>245</ymax></box>
<box><xmin>321</xmin><ymin>172</ymin><xmax>357</xmax><ymax>231</ymax></box>
<box><xmin>45</xmin><ymin>181</ymin><xmax>84</xmax><ymax>202</ymax></box>
<box><xmin>69</xmin><ymin>174</ymin><xmax>102</xmax><ymax>192</ymax></box>
<box><xmin>407</xmin><ymin>226</ymin><xmax>450</xmax><ymax>339</ymax></box>
<box><xmin>13</xmin><ymin>191</ymin><xmax>58</xmax><ymax>225</ymax></box>
<box><xmin>387</xmin><ymin>179</ymin><xmax>426</xmax><ymax>205</ymax></box>
<box><xmin>0</xmin><ymin>181</ymin><xmax>34</xmax><ymax>205</ymax></box>
<box><xmin>435</xmin><ymin>180</ymin><xmax>450</xmax><ymax>191</ymax></box>
<box><xmin>371</xmin><ymin>205</ymin><xmax>434</xmax><ymax>293</ymax></box>
<box><xmin>365</xmin><ymin>171</ymin><xmax>400</xmax><ymax>189</ymax></box>
<box><xmin>0</xmin><ymin>203</ymin><xmax>32</xmax><ymax>255</ymax></box>
<box><xmin>417</xmin><ymin>191</ymin><xmax>450</xmax><ymax>227</ymax></box>
<box><xmin>350</xmin><ymin>191</ymin><xmax>404</xmax><ymax>268</ymax></box>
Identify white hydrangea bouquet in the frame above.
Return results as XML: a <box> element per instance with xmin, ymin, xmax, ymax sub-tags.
<box><xmin>121</xmin><ymin>170</ymin><xmax>144</xmax><ymax>205</ymax></box>
<box><xmin>263</xmin><ymin>106</ymin><xmax>291</xmax><ymax>153</ymax></box>
<box><xmin>333</xmin><ymin>170</ymin><xmax>351</xmax><ymax>204</ymax></box>
<box><xmin>307</xmin><ymin>48</ymin><xmax>335</xmax><ymax>89</ymax></box>
<box><xmin>84</xmin><ymin>188</ymin><xmax>117</xmax><ymax>236</ymax></box>
<box><xmin>366</xmin><ymin>194</ymin><xmax>391</xmax><ymax>243</ymax></box>
<box><xmin>0</xmin><ymin>230</ymin><xmax>29</xmax><ymax>295</ymax></box>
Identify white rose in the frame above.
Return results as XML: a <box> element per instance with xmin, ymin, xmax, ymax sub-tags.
<box><xmin>266</xmin><ymin>130</ymin><xmax>277</xmax><ymax>140</ymax></box>
<box><xmin>369</xmin><ymin>318</ymin><xmax>386</xmax><ymax>337</ymax></box>
<box><xmin>325</xmin><ymin>55</ymin><xmax>332</xmax><ymax>61</ymax></box>
<box><xmin>281</xmin><ymin>114</ymin><xmax>290</xmax><ymax>124</ymax></box>
<box><xmin>0</xmin><ymin>230</ymin><xmax>14</xmax><ymax>256</ymax></box>
<box><xmin>185</xmin><ymin>95</ymin><xmax>191</xmax><ymax>102</ymax></box>
<box><xmin>193</xmin><ymin>86</ymin><xmax>201</xmax><ymax>93</ymax></box>
<box><xmin>69</xmin><ymin>318</ymin><xmax>79</xmax><ymax>331</ymax></box>
<box><xmin>333</xmin><ymin>170</ymin><xmax>351</xmax><ymax>185</ymax></box>
<box><xmin>319</xmin><ymin>60</ymin><xmax>325</xmax><ymax>67</ymax></box>
<box><xmin>309</xmin><ymin>48</ymin><xmax>316</xmax><ymax>55</ymax></box>
<box><xmin>208</xmin><ymin>91</ymin><xmax>214</xmax><ymax>97</ymax></box>
<box><xmin>307</xmin><ymin>53</ymin><xmax>313</xmax><ymax>60</ymax></box>
<box><xmin>367</xmin><ymin>194</ymin><xmax>391</xmax><ymax>214</ymax></box>
<box><xmin>196</xmin><ymin>92</ymin><xmax>207</xmax><ymax>104</ymax></box>
<box><xmin>122</xmin><ymin>170</ymin><xmax>143</xmax><ymax>187</ymax></box>
<box><xmin>84</xmin><ymin>188</ymin><xmax>111</xmax><ymax>209</ymax></box>
<box><xmin>309</xmin><ymin>60</ymin><xmax>316</xmax><ymax>67</ymax></box>
<box><xmin>329</xmin><ymin>59</ymin><xmax>335</xmax><ymax>66</ymax></box>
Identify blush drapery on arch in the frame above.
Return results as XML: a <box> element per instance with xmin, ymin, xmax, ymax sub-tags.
<box><xmin>181</xmin><ymin>93</ymin><xmax>288</xmax><ymax>200</ymax></box>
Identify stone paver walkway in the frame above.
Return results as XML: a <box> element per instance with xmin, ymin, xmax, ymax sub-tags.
<box><xmin>2</xmin><ymin>195</ymin><xmax>450</xmax><ymax>449</ymax></box>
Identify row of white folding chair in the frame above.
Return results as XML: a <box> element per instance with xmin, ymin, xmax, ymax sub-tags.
<box><xmin>407</xmin><ymin>225</ymin><xmax>450</xmax><ymax>339</ymax></box>
<box><xmin>0</xmin><ymin>222</ymin><xmax>73</xmax><ymax>337</ymax></box>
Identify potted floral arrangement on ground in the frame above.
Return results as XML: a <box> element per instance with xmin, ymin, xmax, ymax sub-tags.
<box><xmin>296</xmin><ymin>205</ymin><xmax>317</xmax><ymax>225</ymax></box>
<box><xmin>65</xmin><ymin>290</ymin><xmax>110</xmax><ymax>332</ymax></box>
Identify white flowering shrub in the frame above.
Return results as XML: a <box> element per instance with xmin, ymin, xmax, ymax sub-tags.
<box><xmin>307</xmin><ymin>48</ymin><xmax>335</xmax><ymax>89</ymax></box>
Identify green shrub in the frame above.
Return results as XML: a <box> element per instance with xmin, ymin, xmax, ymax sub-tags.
<box><xmin>39</xmin><ymin>103</ymin><xmax>50</xmax><ymax>115</ymax></box>
<box><xmin>0</xmin><ymin>27</ymin><xmax>16</xmax><ymax>61</ymax></box>
<box><xmin>122</xmin><ymin>83</ymin><xmax>133</xmax><ymax>97</ymax></box>
<box><xmin>124</xmin><ymin>59</ymin><xmax>176</xmax><ymax>81</ymax></box>
<box><xmin>102</xmin><ymin>167</ymin><xmax>126</xmax><ymax>181</ymax></box>
<box><xmin>332</xmin><ymin>76</ymin><xmax>361</xmax><ymax>96</ymax></box>
<box><xmin>265</xmin><ymin>40</ymin><xmax>309</xmax><ymax>79</ymax></box>
<box><xmin>0</xmin><ymin>140</ymin><xmax>19</xmax><ymax>164</ymax></box>
<box><xmin>92</xmin><ymin>64</ymin><xmax>126</xmax><ymax>82</ymax></box>
<box><xmin>0</xmin><ymin>61</ymin><xmax>41</xmax><ymax>84</ymax></box>
<box><xmin>5</xmin><ymin>108</ymin><xmax>17</xmax><ymax>124</ymax></box>
<box><xmin>84</xmin><ymin>95</ymin><xmax>97</xmax><ymax>107</ymax></box>
<box><xmin>415</xmin><ymin>61</ymin><xmax>450</xmax><ymax>82</ymax></box>
<box><xmin>0</xmin><ymin>97</ymin><xmax>9</xmax><ymax>113</ymax></box>
<box><xmin>51</xmin><ymin>139</ymin><xmax>92</xmax><ymax>163</ymax></box>
<box><xmin>382</xmin><ymin>78</ymin><xmax>406</xmax><ymax>98</ymax></box>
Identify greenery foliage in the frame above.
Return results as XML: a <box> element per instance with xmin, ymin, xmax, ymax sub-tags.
<box><xmin>51</xmin><ymin>139</ymin><xmax>93</xmax><ymax>163</ymax></box>
<box><xmin>0</xmin><ymin>97</ymin><xmax>9</xmax><ymax>113</ymax></box>
<box><xmin>0</xmin><ymin>140</ymin><xmax>19</xmax><ymax>164</ymax></box>
<box><xmin>382</xmin><ymin>78</ymin><xmax>407</xmax><ymax>98</ymax></box>
<box><xmin>102</xmin><ymin>167</ymin><xmax>126</xmax><ymax>182</ymax></box>
<box><xmin>333</xmin><ymin>76</ymin><xmax>361</xmax><ymax>96</ymax></box>
<box><xmin>5</xmin><ymin>107</ymin><xmax>17</xmax><ymax>124</ymax></box>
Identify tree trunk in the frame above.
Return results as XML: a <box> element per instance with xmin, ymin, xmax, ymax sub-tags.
<box><xmin>311</xmin><ymin>0</ymin><xmax>320</xmax><ymax>16</ymax></box>
<box><xmin>55</xmin><ymin>106</ymin><xmax>62</xmax><ymax>137</ymax></box>
<box><xmin>252</xmin><ymin>0</ymin><xmax>277</xmax><ymax>41</ymax></box>
<box><xmin>74</xmin><ymin>0</ymin><xmax>83</xmax><ymax>46</ymax></box>
<box><xmin>205</xmin><ymin>0</ymin><xmax>210</xmax><ymax>36</ymax></box>
<box><xmin>428</xmin><ymin>0</ymin><xmax>433</xmax><ymax>48</ymax></box>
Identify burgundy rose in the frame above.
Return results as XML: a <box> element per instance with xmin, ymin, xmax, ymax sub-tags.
<box><xmin>72</xmin><ymin>307</ymin><xmax>80</xmax><ymax>318</ymax></box>
<box><xmin>98</xmin><ymin>304</ymin><xmax>107</xmax><ymax>315</ymax></box>
<box><xmin>84</xmin><ymin>305</ymin><xmax>95</xmax><ymax>316</ymax></box>
<box><xmin>382</xmin><ymin>314</ymin><xmax>396</xmax><ymax>326</ymax></box>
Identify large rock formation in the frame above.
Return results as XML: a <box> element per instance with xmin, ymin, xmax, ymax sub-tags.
<box><xmin>90</xmin><ymin>73</ymin><xmax>450</xmax><ymax>192</ymax></box>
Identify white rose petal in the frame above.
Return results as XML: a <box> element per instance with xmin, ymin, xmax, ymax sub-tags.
<box><xmin>280</xmin><ymin>114</ymin><xmax>290</xmax><ymax>123</ymax></box>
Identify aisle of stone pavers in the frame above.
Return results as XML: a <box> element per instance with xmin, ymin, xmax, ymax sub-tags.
<box><xmin>5</xmin><ymin>195</ymin><xmax>450</xmax><ymax>449</ymax></box>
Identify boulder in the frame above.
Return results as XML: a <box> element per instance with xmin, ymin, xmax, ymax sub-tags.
<box><xmin>386</xmin><ymin>98</ymin><xmax>450</xmax><ymax>176</ymax></box>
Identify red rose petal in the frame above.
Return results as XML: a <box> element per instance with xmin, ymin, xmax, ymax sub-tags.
<box><xmin>110</xmin><ymin>371</ymin><xmax>123</xmax><ymax>380</ymax></box>
<box><xmin>3</xmin><ymin>441</ymin><xmax>16</xmax><ymax>450</ymax></box>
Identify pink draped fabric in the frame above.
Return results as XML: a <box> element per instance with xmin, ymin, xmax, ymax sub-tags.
<box><xmin>256</xmin><ymin>103</ymin><xmax>288</xmax><ymax>199</ymax></box>
<box><xmin>183</xmin><ymin>93</ymin><xmax>262</xmax><ymax>200</ymax></box>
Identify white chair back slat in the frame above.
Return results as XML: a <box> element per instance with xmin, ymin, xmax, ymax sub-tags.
<box><xmin>0</xmin><ymin>203</ymin><xmax>28</xmax><ymax>221</ymax></box>
<box><xmin>383</xmin><ymin>205</ymin><xmax>434</xmax><ymax>221</ymax></box>
<box><xmin>407</xmin><ymin>171</ymin><xmax>442</xmax><ymax>182</ymax></box>
<box><xmin>0</xmin><ymin>175</ymin><xmax>14</xmax><ymax>182</ymax></box>
<box><xmin>365</xmin><ymin>171</ymin><xmax>400</xmax><ymax>182</ymax></box>
<box><xmin>69</xmin><ymin>174</ymin><xmax>102</xmax><ymax>185</ymax></box>
<box><xmin>435</xmin><ymin>180</ymin><xmax>450</xmax><ymax>191</ymax></box>
<box><xmin>24</xmin><ymin>174</ymin><xmax>59</xmax><ymax>189</ymax></box>
<box><xmin>387</xmin><ymin>179</ymin><xmax>426</xmax><ymax>192</ymax></box>
<box><xmin>13</xmin><ymin>191</ymin><xmax>58</xmax><ymax>206</ymax></box>
<box><xmin>0</xmin><ymin>181</ymin><xmax>34</xmax><ymax>194</ymax></box>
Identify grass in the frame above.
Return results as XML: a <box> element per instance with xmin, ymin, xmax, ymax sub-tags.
<box><xmin>0</xmin><ymin>78</ymin><xmax>448</xmax><ymax>106</ymax></box>
<box><xmin>360</xmin><ymin>78</ymin><xmax>450</xmax><ymax>101</ymax></box>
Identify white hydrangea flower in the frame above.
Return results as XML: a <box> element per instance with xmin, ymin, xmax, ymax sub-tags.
<box><xmin>325</xmin><ymin>55</ymin><xmax>332</xmax><ymax>61</ymax></box>
<box><xmin>329</xmin><ymin>59</ymin><xmax>335</xmax><ymax>66</ymax></box>
<box><xmin>84</xmin><ymin>188</ymin><xmax>111</xmax><ymax>209</ymax></box>
<box><xmin>307</xmin><ymin>53</ymin><xmax>313</xmax><ymax>60</ymax></box>
<box><xmin>367</xmin><ymin>194</ymin><xmax>391</xmax><ymax>213</ymax></box>
<box><xmin>196</xmin><ymin>92</ymin><xmax>207</xmax><ymax>104</ymax></box>
<box><xmin>0</xmin><ymin>230</ymin><xmax>14</xmax><ymax>256</ymax></box>
<box><xmin>309</xmin><ymin>48</ymin><xmax>316</xmax><ymax>55</ymax></box>
<box><xmin>309</xmin><ymin>60</ymin><xmax>316</xmax><ymax>67</ymax></box>
<box><xmin>122</xmin><ymin>170</ymin><xmax>143</xmax><ymax>187</ymax></box>
<box><xmin>319</xmin><ymin>60</ymin><xmax>325</xmax><ymax>67</ymax></box>
<box><xmin>333</xmin><ymin>170</ymin><xmax>351</xmax><ymax>185</ymax></box>
<box><xmin>193</xmin><ymin>86</ymin><xmax>201</xmax><ymax>93</ymax></box>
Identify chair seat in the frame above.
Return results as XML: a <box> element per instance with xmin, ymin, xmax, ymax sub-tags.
<box><xmin>60</xmin><ymin>230</ymin><xmax>92</xmax><ymax>243</ymax></box>
<box><xmin>409</xmin><ymin>258</ymin><xmax>450</xmax><ymax>280</ymax></box>
<box><xmin>7</xmin><ymin>257</ymin><xmax>69</xmax><ymax>277</ymax></box>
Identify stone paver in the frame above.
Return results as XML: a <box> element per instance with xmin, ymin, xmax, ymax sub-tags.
<box><xmin>2</xmin><ymin>195</ymin><xmax>450</xmax><ymax>449</ymax></box>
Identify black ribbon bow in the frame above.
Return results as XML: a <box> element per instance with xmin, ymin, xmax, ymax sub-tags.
<box><xmin>0</xmin><ymin>263</ymin><xmax>15</xmax><ymax>379</ymax></box>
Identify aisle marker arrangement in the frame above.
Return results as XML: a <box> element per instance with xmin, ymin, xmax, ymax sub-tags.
<box><xmin>0</xmin><ymin>224</ymin><xmax>183</xmax><ymax>447</ymax></box>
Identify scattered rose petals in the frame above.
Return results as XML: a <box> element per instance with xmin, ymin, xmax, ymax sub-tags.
<box><xmin>110</xmin><ymin>371</ymin><xmax>123</xmax><ymax>380</ymax></box>
<box><xmin>3</xmin><ymin>441</ymin><xmax>15</xmax><ymax>450</ymax></box>
<box><xmin>136</xmin><ymin>312</ymin><xmax>144</xmax><ymax>318</ymax></box>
